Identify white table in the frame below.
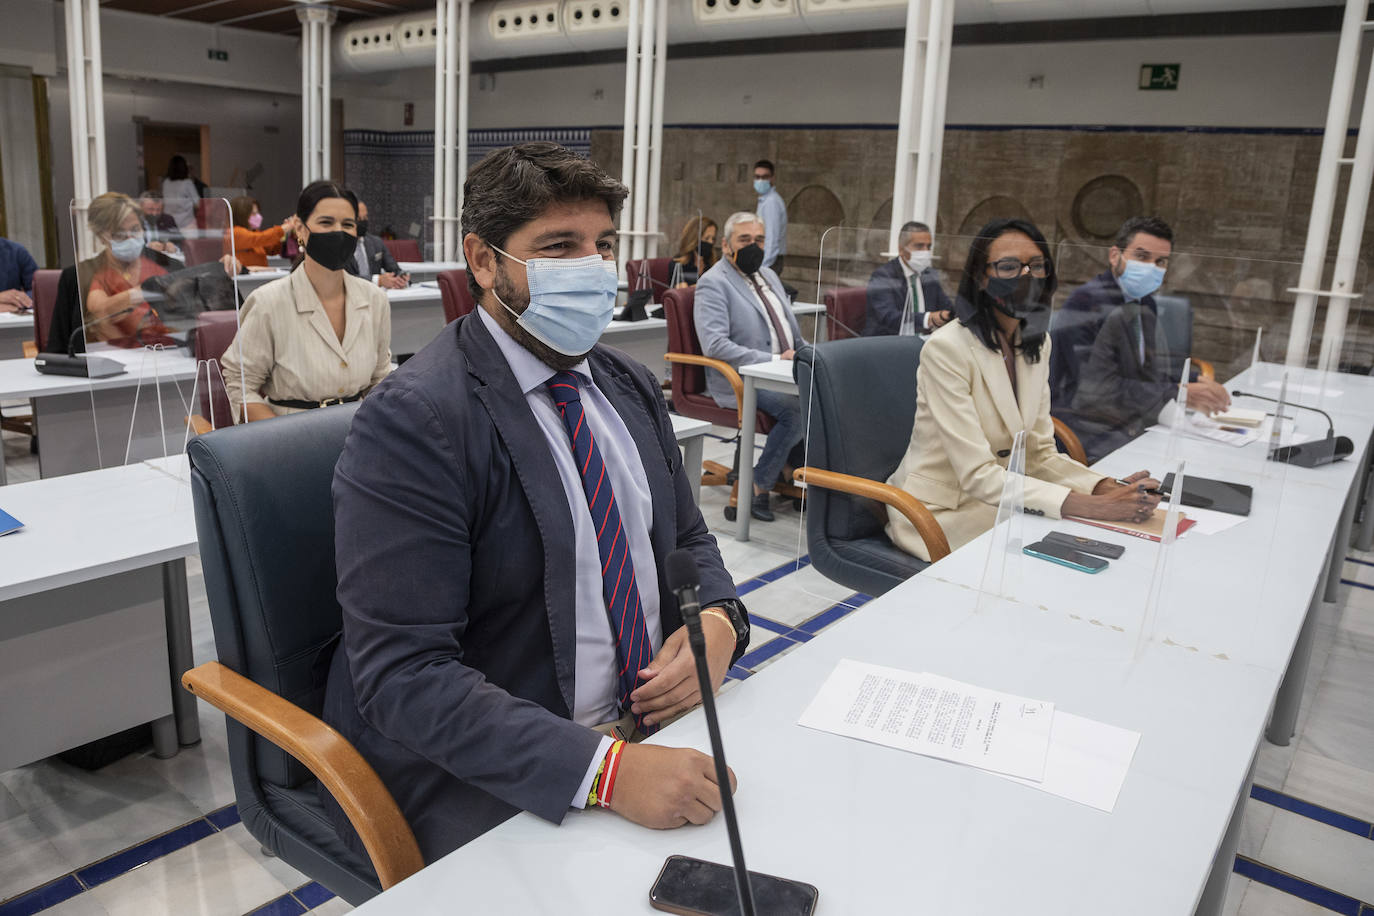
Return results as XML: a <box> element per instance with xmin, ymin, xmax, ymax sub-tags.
<box><xmin>735</xmin><ymin>358</ymin><xmax>799</xmax><ymax>541</ymax></box>
<box><xmin>0</xmin><ymin>348</ymin><xmax>201</xmax><ymax>484</ymax></box>
<box><xmin>0</xmin><ymin>455</ymin><xmax>200</xmax><ymax>770</ymax></box>
<box><xmin>397</xmin><ymin>260</ymin><xmax>464</xmax><ymax>282</ymax></box>
<box><xmin>669</xmin><ymin>413</ymin><xmax>711</xmax><ymax>506</ymax></box>
<box><xmin>234</xmin><ymin>268</ymin><xmax>290</xmax><ymax>298</ymax></box>
<box><xmin>0</xmin><ymin>311</ymin><xmax>33</xmax><ymax>359</ymax></box>
<box><xmin>386</xmin><ymin>285</ymin><xmax>447</xmax><ymax>355</ymax></box>
<box><xmin>347</xmin><ymin>362</ymin><xmax>1374</xmax><ymax>916</ymax></box>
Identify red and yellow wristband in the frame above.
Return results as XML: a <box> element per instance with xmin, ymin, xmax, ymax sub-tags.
<box><xmin>587</xmin><ymin>738</ymin><xmax>626</xmax><ymax>809</ymax></box>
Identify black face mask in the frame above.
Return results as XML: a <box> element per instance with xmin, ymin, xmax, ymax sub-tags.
<box><xmin>697</xmin><ymin>240</ymin><xmax>714</xmax><ymax>261</ymax></box>
<box><xmin>305</xmin><ymin>230</ymin><xmax>357</xmax><ymax>271</ymax></box>
<box><xmin>733</xmin><ymin>243</ymin><xmax>765</xmax><ymax>276</ymax></box>
<box><xmin>984</xmin><ymin>275</ymin><xmax>1050</xmax><ymax>337</ymax></box>
<box><xmin>355</xmin><ymin>219</ymin><xmax>369</xmax><ymax>238</ymax></box>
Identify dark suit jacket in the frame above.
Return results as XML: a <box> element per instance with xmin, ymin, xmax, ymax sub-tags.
<box><xmin>343</xmin><ymin>235</ymin><xmax>401</xmax><ymax>280</ymax></box>
<box><xmin>863</xmin><ymin>258</ymin><xmax>953</xmax><ymax>337</ymax></box>
<box><xmin>320</xmin><ymin>312</ymin><xmax>742</xmax><ymax>863</ymax></box>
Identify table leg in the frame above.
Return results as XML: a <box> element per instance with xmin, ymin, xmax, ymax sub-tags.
<box><xmin>162</xmin><ymin>559</ymin><xmax>201</xmax><ymax>747</ymax></box>
<box><xmin>151</xmin><ymin>715</ymin><xmax>178</xmax><ymax>760</ymax></box>
<box><xmin>1193</xmin><ymin>753</ymin><xmax>1253</xmax><ymax>916</ymax></box>
<box><xmin>1323</xmin><ymin>479</ymin><xmax>1358</xmax><ymax>603</ymax></box>
<box><xmin>736</xmin><ymin>378</ymin><xmax>758</xmax><ymax>542</ymax></box>
<box><xmin>1267</xmin><ymin>584</ymin><xmax>1321</xmax><ymax>746</ymax></box>
<box><xmin>682</xmin><ymin>434</ymin><xmax>704</xmax><ymax>506</ymax></box>
<box><xmin>1355</xmin><ymin>434</ymin><xmax>1374</xmax><ymax>551</ymax></box>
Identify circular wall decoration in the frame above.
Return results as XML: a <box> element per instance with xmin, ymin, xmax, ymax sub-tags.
<box><xmin>1071</xmin><ymin>175</ymin><xmax>1144</xmax><ymax>241</ymax></box>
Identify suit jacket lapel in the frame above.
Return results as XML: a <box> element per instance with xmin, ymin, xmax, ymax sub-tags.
<box><xmin>968</xmin><ymin>332</ymin><xmax>1024</xmax><ymax>436</ymax></box>
<box><xmin>339</xmin><ymin>282</ymin><xmax>370</xmax><ymax>356</ymax></box>
<box><xmin>458</xmin><ymin>315</ymin><xmax>580</xmax><ymax>714</ymax></box>
<box><xmin>291</xmin><ymin>268</ymin><xmax>349</xmax><ymax>360</ymax></box>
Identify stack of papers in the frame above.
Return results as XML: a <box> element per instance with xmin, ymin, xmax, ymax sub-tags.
<box><xmin>800</xmin><ymin>660</ymin><xmax>1140</xmax><ymax>812</ymax></box>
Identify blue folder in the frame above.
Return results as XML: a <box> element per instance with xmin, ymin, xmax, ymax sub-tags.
<box><xmin>0</xmin><ymin>506</ymin><xmax>23</xmax><ymax>536</ymax></box>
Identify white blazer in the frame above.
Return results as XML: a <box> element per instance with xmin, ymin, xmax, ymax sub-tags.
<box><xmin>887</xmin><ymin>321</ymin><xmax>1105</xmax><ymax>561</ymax></box>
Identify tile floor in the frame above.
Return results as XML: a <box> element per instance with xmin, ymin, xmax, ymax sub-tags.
<box><xmin>2</xmin><ymin>424</ymin><xmax>1373</xmax><ymax>915</ymax></box>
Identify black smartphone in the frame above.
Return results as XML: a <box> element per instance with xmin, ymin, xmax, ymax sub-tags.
<box><xmin>649</xmin><ymin>855</ymin><xmax>819</xmax><ymax>916</ymax></box>
<box><xmin>1043</xmin><ymin>530</ymin><xmax>1126</xmax><ymax>559</ymax></box>
<box><xmin>1023</xmin><ymin>539</ymin><xmax>1109</xmax><ymax>574</ymax></box>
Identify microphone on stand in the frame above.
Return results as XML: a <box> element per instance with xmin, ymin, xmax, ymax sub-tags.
<box><xmin>34</xmin><ymin>308</ymin><xmax>136</xmax><ymax>378</ymax></box>
<box><xmin>1230</xmin><ymin>390</ymin><xmax>1352</xmax><ymax>468</ymax></box>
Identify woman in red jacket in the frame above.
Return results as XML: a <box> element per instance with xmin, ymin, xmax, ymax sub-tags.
<box><xmin>228</xmin><ymin>195</ymin><xmax>296</xmax><ymax>268</ymax></box>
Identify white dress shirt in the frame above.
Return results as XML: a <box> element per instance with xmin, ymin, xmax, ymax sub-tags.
<box><xmin>744</xmin><ymin>272</ymin><xmax>795</xmax><ymax>354</ymax></box>
<box><xmin>477</xmin><ymin>308</ymin><xmax>663</xmax><ymax>807</ymax></box>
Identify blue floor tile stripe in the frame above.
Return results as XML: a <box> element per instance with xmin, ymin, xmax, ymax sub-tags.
<box><xmin>727</xmin><ymin>665</ymin><xmax>754</xmax><ymax>680</ymax></box>
<box><xmin>206</xmin><ymin>804</ymin><xmax>242</xmax><ymax>831</ymax></box>
<box><xmin>75</xmin><ymin>819</ymin><xmax>215</xmax><ymax>888</ymax></box>
<box><xmin>798</xmin><ymin>593</ymin><xmax>872</xmax><ymax>634</ymax></box>
<box><xmin>1250</xmin><ymin>784</ymin><xmax>1374</xmax><ymax>839</ymax></box>
<box><xmin>736</xmin><ymin>633</ymin><xmax>797</xmax><ymax>670</ymax></box>
<box><xmin>1340</xmin><ymin>578</ymin><xmax>1374</xmax><ymax>592</ymax></box>
<box><xmin>292</xmin><ymin>881</ymin><xmax>335</xmax><ymax>908</ymax></box>
<box><xmin>734</xmin><ymin>556</ymin><xmax>811</xmax><ymax>598</ymax></box>
<box><xmin>1233</xmin><ymin>855</ymin><xmax>1367</xmax><ymax>915</ymax></box>
<box><xmin>0</xmin><ymin>876</ymin><xmax>83</xmax><ymax>916</ymax></box>
<box><xmin>750</xmin><ymin>615</ymin><xmax>792</xmax><ymax>635</ymax></box>
<box><xmin>1345</xmin><ymin>556</ymin><xmax>1374</xmax><ymax>568</ymax></box>
<box><xmin>245</xmin><ymin>893</ymin><xmax>307</xmax><ymax>916</ymax></box>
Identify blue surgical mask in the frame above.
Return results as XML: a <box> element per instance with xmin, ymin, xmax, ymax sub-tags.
<box><xmin>490</xmin><ymin>245</ymin><xmax>618</xmax><ymax>356</ymax></box>
<box><xmin>753</xmin><ymin>178</ymin><xmax>771</xmax><ymax>195</ymax></box>
<box><xmin>1118</xmin><ymin>260</ymin><xmax>1166</xmax><ymax>301</ymax></box>
<box><xmin>110</xmin><ymin>235</ymin><xmax>144</xmax><ymax>263</ymax></box>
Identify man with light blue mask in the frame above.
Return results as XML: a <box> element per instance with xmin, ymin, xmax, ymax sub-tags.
<box><xmin>1050</xmin><ymin>216</ymin><xmax>1230</xmax><ymax>462</ymax></box>
<box><xmin>321</xmin><ymin>142</ymin><xmax>752</xmax><ymax>864</ymax></box>
<box><xmin>752</xmin><ymin>159</ymin><xmax>787</xmax><ymax>274</ymax></box>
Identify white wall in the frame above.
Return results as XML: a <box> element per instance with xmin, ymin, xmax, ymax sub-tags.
<box><xmin>0</xmin><ymin>0</ymin><xmax>58</xmax><ymax>76</ymax></box>
<box><xmin>337</xmin><ymin>31</ymin><xmax>1363</xmax><ymax>132</ymax></box>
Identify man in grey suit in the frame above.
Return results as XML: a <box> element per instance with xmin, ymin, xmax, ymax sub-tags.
<box><xmin>321</xmin><ymin>143</ymin><xmax>750</xmax><ymax>863</ymax></box>
<box><xmin>694</xmin><ymin>210</ymin><xmax>806</xmax><ymax>522</ymax></box>
<box><xmin>344</xmin><ymin>200</ymin><xmax>408</xmax><ymax>289</ymax></box>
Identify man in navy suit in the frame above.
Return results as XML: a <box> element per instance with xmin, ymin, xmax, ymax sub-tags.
<box><xmin>863</xmin><ymin>220</ymin><xmax>953</xmax><ymax>337</ymax></box>
<box><xmin>321</xmin><ymin>143</ymin><xmax>750</xmax><ymax>863</ymax></box>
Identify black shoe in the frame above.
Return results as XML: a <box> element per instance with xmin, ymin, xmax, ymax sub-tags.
<box><xmin>750</xmin><ymin>492</ymin><xmax>775</xmax><ymax>522</ymax></box>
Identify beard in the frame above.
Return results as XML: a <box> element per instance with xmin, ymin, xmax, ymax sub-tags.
<box><xmin>491</xmin><ymin>262</ymin><xmax>588</xmax><ymax>372</ymax></box>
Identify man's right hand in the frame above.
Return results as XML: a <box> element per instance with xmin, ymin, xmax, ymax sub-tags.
<box><xmin>609</xmin><ymin>744</ymin><xmax>737</xmax><ymax>828</ymax></box>
<box><xmin>927</xmin><ymin>309</ymin><xmax>952</xmax><ymax>329</ymax></box>
<box><xmin>1186</xmin><ymin>379</ymin><xmax>1231</xmax><ymax>415</ymax></box>
<box><xmin>779</xmin><ymin>348</ymin><xmax>795</xmax><ymax>361</ymax></box>
<box><xmin>0</xmin><ymin>289</ymin><xmax>33</xmax><ymax>313</ymax></box>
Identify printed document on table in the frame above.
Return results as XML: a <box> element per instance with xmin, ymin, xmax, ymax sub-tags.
<box><xmin>992</xmin><ymin>711</ymin><xmax>1141</xmax><ymax>813</ymax></box>
<box><xmin>798</xmin><ymin>660</ymin><xmax>1054</xmax><ymax>781</ymax></box>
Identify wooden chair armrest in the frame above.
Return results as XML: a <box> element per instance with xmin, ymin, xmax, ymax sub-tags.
<box><xmin>1193</xmin><ymin>358</ymin><xmax>1215</xmax><ymax>381</ymax></box>
<box><xmin>187</xmin><ymin>415</ymin><xmax>214</xmax><ymax>436</ymax></box>
<box><xmin>1051</xmin><ymin>416</ymin><xmax>1087</xmax><ymax>464</ymax></box>
<box><xmin>181</xmin><ymin>661</ymin><xmax>423</xmax><ymax>889</ymax></box>
<box><xmin>794</xmin><ymin>467</ymin><xmax>951</xmax><ymax>561</ymax></box>
<box><xmin>22</xmin><ymin>341</ymin><xmax>37</xmax><ymax>359</ymax></box>
<box><xmin>665</xmin><ymin>352</ymin><xmax>745</xmax><ymax>420</ymax></box>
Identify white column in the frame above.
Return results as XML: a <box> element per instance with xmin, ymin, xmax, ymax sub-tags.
<box><xmin>1285</xmin><ymin>0</ymin><xmax>1365</xmax><ymax>367</ymax></box>
<box><xmin>456</xmin><ymin>0</ymin><xmax>472</xmax><ymax>231</ymax></box>
<box><xmin>433</xmin><ymin>0</ymin><xmax>448</xmax><ymax>261</ymax></box>
<box><xmin>83</xmin><ymin>0</ymin><xmax>107</xmax><ymax>195</ymax></box>
<box><xmin>629</xmin><ymin>0</ymin><xmax>656</xmax><ymax>263</ymax></box>
<box><xmin>645</xmin><ymin>0</ymin><xmax>667</xmax><ymax>259</ymax></box>
<box><xmin>887</xmin><ymin>0</ymin><xmax>929</xmax><ymax>254</ymax></box>
<box><xmin>65</xmin><ymin>0</ymin><xmax>90</xmax><ymax>205</ymax></box>
<box><xmin>617</xmin><ymin>0</ymin><xmax>642</xmax><ymax>276</ymax></box>
<box><xmin>65</xmin><ymin>0</ymin><xmax>106</xmax><ymax>258</ymax></box>
<box><xmin>924</xmin><ymin>0</ymin><xmax>954</xmax><ymax>237</ymax></box>
<box><xmin>910</xmin><ymin>0</ymin><xmax>946</xmax><ymax>229</ymax></box>
<box><xmin>444</xmin><ymin>0</ymin><xmax>459</xmax><ymax>260</ymax></box>
<box><xmin>1315</xmin><ymin>47</ymin><xmax>1374</xmax><ymax>373</ymax></box>
<box><xmin>298</xmin><ymin>6</ymin><xmax>335</xmax><ymax>184</ymax></box>
<box><xmin>322</xmin><ymin>14</ymin><xmax>332</xmax><ymax>177</ymax></box>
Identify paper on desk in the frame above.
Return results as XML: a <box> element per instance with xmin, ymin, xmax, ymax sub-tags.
<box><xmin>798</xmin><ymin>660</ymin><xmax>1054</xmax><ymax>781</ymax></box>
<box><xmin>1181</xmin><ymin>506</ymin><xmax>1249</xmax><ymax>536</ymax></box>
<box><xmin>992</xmin><ymin>711</ymin><xmax>1140</xmax><ymax>813</ymax></box>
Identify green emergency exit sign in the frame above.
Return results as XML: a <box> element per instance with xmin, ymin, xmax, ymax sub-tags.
<box><xmin>207</xmin><ymin>49</ymin><xmax>229</xmax><ymax>62</ymax></box>
<box><xmin>1139</xmin><ymin>64</ymin><xmax>1180</xmax><ymax>90</ymax></box>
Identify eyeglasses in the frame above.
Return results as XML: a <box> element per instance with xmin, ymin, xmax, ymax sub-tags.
<box><xmin>987</xmin><ymin>256</ymin><xmax>1051</xmax><ymax>280</ymax></box>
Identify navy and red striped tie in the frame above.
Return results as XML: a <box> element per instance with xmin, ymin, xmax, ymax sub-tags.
<box><xmin>545</xmin><ymin>371</ymin><xmax>655</xmax><ymax>729</ymax></box>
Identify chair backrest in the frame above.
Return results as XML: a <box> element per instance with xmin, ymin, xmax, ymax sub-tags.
<box><xmin>184</xmin><ymin>235</ymin><xmax>226</xmax><ymax>266</ymax></box>
<box><xmin>626</xmin><ymin>257</ymin><xmax>673</xmax><ymax>304</ymax></box>
<box><xmin>823</xmin><ymin>287</ymin><xmax>868</xmax><ymax>340</ymax></box>
<box><xmin>662</xmin><ymin>286</ymin><xmax>705</xmax><ymax>395</ymax></box>
<box><xmin>437</xmin><ymin>269</ymin><xmax>475</xmax><ymax>323</ymax></box>
<box><xmin>383</xmin><ymin>238</ymin><xmax>421</xmax><ymax>263</ymax></box>
<box><xmin>795</xmin><ymin>336</ymin><xmax>922</xmax><ymax>545</ymax></box>
<box><xmin>188</xmin><ymin>404</ymin><xmax>360</xmax><ymax>792</ymax></box>
<box><xmin>31</xmin><ymin>269</ymin><xmax>62</xmax><ymax>351</ymax></box>
<box><xmin>194</xmin><ymin>312</ymin><xmax>241</xmax><ymax>428</ymax></box>
<box><xmin>1153</xmin><ymin>294</ymin><xmax>1193</xmax><ymax>380</ymax></box>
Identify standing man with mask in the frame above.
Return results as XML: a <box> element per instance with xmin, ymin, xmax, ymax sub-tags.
<box><xmin>344</xmin><ymin>200</ymin><xmax>408</xmax><ymax>289</ymax></box>
<box><xmin>752</xmin><ymin>159</ymin><xmax>787</xmax><ymax>274</ymax></box>
<box><xmin>694</xmin><ymin>211</ymin><xmax>806</xmax><ymax>522</ymax></box>
<box><xmin>320</xmin><ymin>143</ymin><xmax>750</xmax><ymax>864</ymax></box>
<box><xmin>864</xmin><ymin>220</ymin><xmax>954</xmax><ymax>336</ymax></box>
<box><xmin>1050</xmin><ymin>216</ymin><xmax>1230</xmax><ymax>461</ymax></box>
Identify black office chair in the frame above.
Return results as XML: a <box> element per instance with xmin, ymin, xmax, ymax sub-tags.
<box><xmin>183</xmin><ymin>405</ymin><xmax>422</xmax><ymax>904</ymax></box>
<box><xmin>792</xmin><ymin>337</ymin><xmax>950</xmax><ymax>596</ymax></box>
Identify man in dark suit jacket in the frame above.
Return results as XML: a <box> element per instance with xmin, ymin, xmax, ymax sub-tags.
<box><xmin>344</xmin><ymin>200</ymin><xmax>407</xmax><ymax>289</ymax></box>
<box><xmin>863</xmin><ymin>220</ymin><xmax>953</xmax><ymax>337</ymax></box>
<box><xmin>321</xmin><ymin>143</ymin><xmax>750</xmax><ymax>865</ymax></box>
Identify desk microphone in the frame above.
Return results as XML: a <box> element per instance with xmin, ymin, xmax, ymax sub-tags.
<box><xmin>664</xmin><ymin>549</ymin><xmax>757</xmax><ymax>916</ymax></box>
<box><xmin>1230</xmin><ymin>390</ymin><xmax>1352</xmax><ymax>467</ymax></box>
<box><xmin>34</xmin><ymin>308</ymin><xmax>136</xmax><ymax>378</ymax></box>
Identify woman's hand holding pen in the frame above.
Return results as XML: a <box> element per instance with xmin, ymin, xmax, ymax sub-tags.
<box><xmin>1063</xmin><ymin>470</ymin><xmax>1161</xmax><ymax>523</ymax></box>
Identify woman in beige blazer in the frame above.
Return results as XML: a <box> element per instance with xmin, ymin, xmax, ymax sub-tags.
<box><xmin>887</xmin><ymin>218</ymin><xmax>1161</xmax><ymax>561</ymax></box>
<box><xmin>221</xmin><ymin>180</ymin><xmax>392</xmax><ymax>422</ymax></box>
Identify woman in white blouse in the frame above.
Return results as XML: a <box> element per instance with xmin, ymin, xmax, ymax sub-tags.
<box><xmin>221</xmin><ymin>180</ymin><xmax>392</xmax><ymax>423</ymax></box>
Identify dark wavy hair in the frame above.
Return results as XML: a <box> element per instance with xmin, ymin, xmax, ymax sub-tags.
<box><xmin>291</xmin><ymin>179</ymin><xmax>358</xmax><ymax>270</ymax></box>
<box><xmin>955</xmin><ymin>217</ymin><xmax>1057</xmax><ymax>363</ymax></box>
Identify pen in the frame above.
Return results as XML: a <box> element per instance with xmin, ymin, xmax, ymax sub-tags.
<box><xmin>1115</xmin><ymin>478</ymin><xmax>1164</xmax><ymax>496</ymax></box>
